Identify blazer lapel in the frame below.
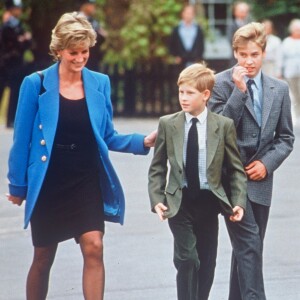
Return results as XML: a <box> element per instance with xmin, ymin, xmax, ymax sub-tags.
<box><xmin>171</xmin><ymin>111</ymin><xmax>220</xmax><ymax>169</ymax></box>
<box><xmin>172</xmin><ymin>112</ymin><xmax>185</xmax><ymax>169</ymax></box>
<box><xmin>261</xmin><ymin>74</ymin><xmax>275</xmax><ymax>132</ymax></box>
<box><xmin>37</xmin><ymin>64</ymin><xmax>107</xmax><ymax>155</ymax></box>
<box><xmin>38</xmin><ymin>63</ymin><xmax>60</xmax><ymax>155</ymax></box>
<box><xmin>206</xmin><ymin>111</ymin><xmax>220</xmax><ymax>168</ymax></box>
<box><xmin>82</xmin><ymin>68</ymin><xmax>105</xmax><ymax>135</ymax></box>
<box><xmin>245</xmin><ymin>97</ymin><xmax>258</xmax><ymax>123</ymax></box>
<box><xmin>230</xmin><ymin>68</ymin><xmax>258</xmax><ymax>123</ymax></box>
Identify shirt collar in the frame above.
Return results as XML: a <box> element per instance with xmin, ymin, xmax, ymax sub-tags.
<box><xmin>179</xmin><ymin>20</ymin><xmax>197</xmax><ymax>28</ymax></box>
<box><xmin>185</xmin><ymin>107</ymin><xmax>208</xmax><ymax>125</ymax></box>
<box><xmin>245</xmin><ymin>70</ymin><xmax>262</xmax><ymax>88</ymax></box>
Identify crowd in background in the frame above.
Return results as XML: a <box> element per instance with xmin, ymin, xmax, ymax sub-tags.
<box><xmin>0</xmin><ymin>0</ymin><xmax>300</xmax><ymax>127</ymax></box>
<box><xmin>0</xmin><ymin>0</ymin><xmax>106</xmax><ymax>128</ymax></box>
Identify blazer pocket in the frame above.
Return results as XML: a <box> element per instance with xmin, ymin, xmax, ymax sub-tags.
<box><xmin>165</xmin><ymin>184</ymin><xmax>179</xmax><ymax>195</ymax></box>
<box><xmin>215</xmin><ymin>189</ymin><xmax>226</xmax><ymax>198</ymax></box>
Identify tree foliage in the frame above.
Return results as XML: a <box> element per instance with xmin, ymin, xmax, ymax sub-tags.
<box><xmin>102</xmin><ymin>0</ymin><xmax>183</xmax><ymax>69</ymax></box>
<box><xmin>252</xmin><ymin>0</ymin><xmax>300</xmax><ymax>19</ymax></box>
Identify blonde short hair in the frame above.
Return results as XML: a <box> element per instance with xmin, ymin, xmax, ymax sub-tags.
<box><xmin>232</xmin><ymin>22</ymin><xmax>267</xmax><ymax>52</ymax></box>
<box><xmin>49</xmin><ymin>12</ymin><xmax>97</xmax><ymax>61</ymax></box>
<box><xmin>177</xmin><ymin>63</ymin><xmax>215</xmax><ymax>93</ymax></box>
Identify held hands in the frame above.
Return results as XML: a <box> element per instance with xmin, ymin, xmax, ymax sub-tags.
<box><xmin>154</xmin><ymin>203</ymin><xmax>168</xmax><ymax>221</ymax></box>
<box><xmin>245</xmin><ymin>160</ymin><xmax>267</xmax><ymax>181</ymax></box>
<box><xmin>144</xmin><ymin>130</ymin><xmax>157</xmax><ymax>148</ymax></box>
<box><xmin>6</xmin><ymin>194</ymin><xmax>24</xmax><ymax>206</ymax></box>
<box><xmin>232</xmin><ymin>66</ymin><xmax>248</xmax><ymax>92</ymax></box>
<box><xmin>229</xmin><ymin>206</ymin><xmax>244</xmax><ymax>222</ymax></box>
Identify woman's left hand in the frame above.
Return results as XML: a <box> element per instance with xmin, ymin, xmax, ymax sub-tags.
<box><xmin>144</xmin><ymin>130</ymin><xmax>157</xmax><ymax>148</ymax></box>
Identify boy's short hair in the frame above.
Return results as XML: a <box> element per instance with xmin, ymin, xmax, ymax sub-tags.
<box><xmin>177</xmin><ymin>63</ymin><xmax>215</xmax><ymax>93</ymax></box>
<box><xmin>232</xmin><ymin>22</ymin><xmax>267</xmax><ymax>52</ymax></box>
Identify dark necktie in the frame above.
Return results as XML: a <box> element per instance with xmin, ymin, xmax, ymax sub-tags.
<box><xmin>186</xmin><ymin>118</ymin><xmax>200</xmax><ymax>193</ymax></box>
<box><xmin>247</xmin><ymin>79</ymin><xmax>255</xmax><ymax>102</ymax></box>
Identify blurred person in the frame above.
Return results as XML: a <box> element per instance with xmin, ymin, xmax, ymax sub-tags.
<box><xmin>169</xmin><ymin>4</ymin><xmax>205</xmax><ymax>70</ymax></box>
<box><xmin>228</xmin><ymin>2</ymin><xmax>251</xmax><ymax>66</ymax></box>
<box><xmin>2</xmin><ymin>9</ymin><xmax>12</xmax><ymax>22</ymax></box>
<box><xmin>0</xmin><ymin>9</ymin><xmax>11</xmax><ymax>107</ymax></box>
<box><xmin>209</xmin><ymin>22</ymin><xmax>294</xmax><ymax>300</ymax></box>
<box><xmin>6</xmin><ymin>12</ymin><xmax>156</xmax><ymax>300</ymax></box>
<box><xmin>79</xmin><ymin>0</ymin><xmax>107</xmax><ymax>71</ymax></box>
<box><xmin>262</xmin><ymin>19</ymin><xmax>282</xmax><ymax>78</ymax></box>
<box><xmin>282</xmin><ymin>19</ymin><xmax>300</xmax><ymax>119</ymax></box>
<box><xmin>1</xmin><ymin>0</ymin><xmax>32</xmax><ymax>128</ymax></box>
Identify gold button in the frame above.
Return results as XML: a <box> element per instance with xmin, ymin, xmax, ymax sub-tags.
<box><xmin>41</xmin><ymin>155</ymin><xmax>47</xmax><ymax>162</ymax></box>
<box><xmin>40</xmin><ymin>139</ymin><xmax>46</xmax><ymax>146</ymax></box>
<box><xmin>39</xmin><ymin>124</ymin><xmax>42</xmax><ymax>130</ymax></box>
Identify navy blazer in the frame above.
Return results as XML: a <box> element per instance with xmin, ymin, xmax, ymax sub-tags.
<box><xmin>8</xmin><ymin>63</ymin><xmax>149</xmax><ymax>228</ymax></box>
<box><xmin>169</xmin><ymin>24</ymin><xmax>204</xmax><ymax>65</ymax></box>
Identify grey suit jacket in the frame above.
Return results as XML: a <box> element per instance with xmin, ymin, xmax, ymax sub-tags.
<box><xmin>148</xmin><ymin>110</ymin><xmax>247</xmax><ymax>219</ymax></box>
<box><xmin>208</xmin><ymin>68</ymin><xmax>295</xmax><ymax>206</ymax></box>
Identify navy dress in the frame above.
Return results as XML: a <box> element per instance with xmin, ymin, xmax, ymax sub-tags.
<box><xmin>30</xmin><ymin>95</ymin><xmax>104</xmax><ymax>247</ymax></box>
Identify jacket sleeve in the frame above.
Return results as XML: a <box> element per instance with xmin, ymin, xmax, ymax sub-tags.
<box><xmin>8</xmin><ymin>76</ymin><xmax>39</xmax><ymax>198</ymax></box>
<box><xmin>102</xmin><ymin>75</ymin><xmax>149</xmax><ymax>155</ymax></box>
<box><xmin>148</xmin><ymin>118</ymin><xmax>168</xmax><ymax>212</ymax></box>
<box><xmin>224</xmin><ymin>120</ymin><xmax>247</xmax><ymax>209</ymax></box>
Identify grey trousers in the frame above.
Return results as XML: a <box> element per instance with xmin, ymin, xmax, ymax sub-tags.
<box><xmin>168</xmin><ymin>189</ymin><xmax>220</xmax><ymax>300</ymax></box>
<box><xmin>225</xmin><ymin>199</ymin><xmax>270</xmax><ymax>300</ymax></box>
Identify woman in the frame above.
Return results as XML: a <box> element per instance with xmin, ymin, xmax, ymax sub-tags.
<box><xmin>282</xmin><ymin>19</ymin><xmax>300</xmax><ymax>119</ymax></box>
<box><xmin>7</xmin><ymin>12</ymin><xmax>155</xmax><ymax>299</ymax></box>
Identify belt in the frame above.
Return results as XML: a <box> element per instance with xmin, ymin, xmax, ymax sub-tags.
<box><xmin>56</xmin><ymin>143</ymin><xmax>78</xmax><ymax>150</ymax></box>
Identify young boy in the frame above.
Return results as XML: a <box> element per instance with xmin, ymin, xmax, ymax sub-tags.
<box><xmin>148</xmin><ymin>63</ymin><xmax>247</xmax><ymax>300</ymax></box>
<box><xmin>208</xmin><ymin>22</ymin><xmax>294</xmax><ymax>300</ymax></box>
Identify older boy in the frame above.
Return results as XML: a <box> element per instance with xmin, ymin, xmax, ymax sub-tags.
<box><xmin>148</xmin><ymin>63</ymin><xmax>247</xmax><ymax>300</ymax></box>
<box><xmin>208</xmin><ymin>23</ymin><xmax>294</xmax><ymax>300</ymax></box>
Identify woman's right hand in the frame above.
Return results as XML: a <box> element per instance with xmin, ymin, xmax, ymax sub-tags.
<box><xmin>6</xmin><ymin>194</ymin><xmax>24</xmax><ymax>206</ymax></box>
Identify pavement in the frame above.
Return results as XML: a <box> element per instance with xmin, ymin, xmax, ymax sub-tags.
<box><xmin>0</xmin><ymin>118</ymin><xmax>300</xmax><ymax>300</ymax></box>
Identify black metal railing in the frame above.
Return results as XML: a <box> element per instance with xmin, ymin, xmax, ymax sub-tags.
<box><xmin>102</xmin><ymin>59</ymin><xmax>229</xmax><ymax>117</ymax></box>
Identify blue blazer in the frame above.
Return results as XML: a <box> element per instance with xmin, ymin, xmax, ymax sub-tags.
<box><xmin>8</xmin><ymin>63</ymin><xmax>149</xmax><ymax>229</ymax></box>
